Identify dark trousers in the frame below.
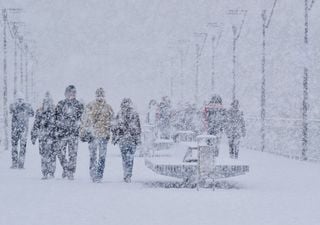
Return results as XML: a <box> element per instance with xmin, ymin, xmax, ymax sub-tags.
<box><xmin>11</xmin><ymin>129</ymin><xmax>28</xmax><ymax>168</ymax></box>
<box><xmin>119</xmin><ymin>141</ymin><xmax>136</xmax><ymax>179</ymax></box>
<box><xmin>228</xmin><ymin>136</ymin><xmax>240</xmax><ymax>159</ymax></box>
<box><xmin>57</xmin><ymin>136</ymin><xmax>79</xmax><ymax>175</ymax></box>
<box><xmin>39</xmin><ymin>139</ymin><xmax>57</xmax><ymax>176</ymax></box>
<box><xmin>89</xmin><ymin>138</ymin><xmax>108</xmax><ymax>180</ymax></box>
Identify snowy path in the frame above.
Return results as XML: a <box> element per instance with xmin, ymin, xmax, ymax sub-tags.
<box><xmin>1</xmin><ymin>143</ymin><xmax>320</xmax><ymax>225</ymax></box>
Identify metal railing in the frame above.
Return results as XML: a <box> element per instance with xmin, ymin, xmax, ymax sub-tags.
<box><xmin>242</xmin><ymin>116</ymin><xmax>320</xmax><ymax>162</ymax></box>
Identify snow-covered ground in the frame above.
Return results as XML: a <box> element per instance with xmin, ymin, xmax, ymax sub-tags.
<box><xmin>1</xmin><ymin>142</ymin><xmax>320</xmax><ymax>225</ymax></box>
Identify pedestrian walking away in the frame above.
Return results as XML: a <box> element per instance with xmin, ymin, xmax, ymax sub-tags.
<box><xmin>55</xmin><ymin>85</ymin><xmax>84</xmax><ymax>180</ymax></box>
<box><xmin>80</xmin><ymin>88</ymin><xmax>114</xmax><ymax>183</ymax></box>
<box><xmin>112</xmin><ymin>98</ymin><xmax>141</xmax><ymax>183</ymax></box>
<box><xmin>226</xmin><ymin>99</ymin><xmax>246</xmax><ymax>159</ymax></box>
<box><xmin>9</xmin><ymin>92</ymin><xmax>34</xmax><ymax>169</ymax></box>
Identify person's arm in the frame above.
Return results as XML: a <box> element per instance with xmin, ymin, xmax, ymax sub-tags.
<box><xmin>241</xmin><ymin>112</ymin><xmax>246</xmax><ymax>137</ymax></box>
<box><xmin>28</xmin><ymin>105</ymin><xmax>35</xmax><ymax>117</ymax></box>
<box><xmin>111</xmin><ymin>113</ymin><xmax>120</xmax><ymax>145</ymax></box>
<box><xmin>134</xmin><ymin>112</ymin><xmax>142</xmax><ymax>145</ymax></box>
<box><xmin>31</xmin><ymin>110</ymin><xmax>40</xmax><ymax>144</ymax></box>
<box><xmin>9</xmin><ymin>104</ymin><xmax>14</xmax><ymax>114</ymax></box>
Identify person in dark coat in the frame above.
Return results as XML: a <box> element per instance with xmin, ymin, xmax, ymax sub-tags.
<box><xmin>226</xmin><ymin>100</ymin><xmax>246</xmax><ymax>159</ymax></box>
<box><xmin>112</xmin><ymin>98</ymin><xmax>141</xmax><ymax>183</ymax></box>
<box><xmin>203</xmin><ymin>95</ymin><xmax>227</xmax><ymax>155</ymax></box>
<box><xmin>55</xmin><ymin>85</ymin><xmax>84</xmax><ymax>180</ymax></box>
<box><xmin>31</xmin><ymin>92</ymin><xmax>57</xmax><ymax>179</ymax></box>
<box><xmin>9</xmin><ymin>92</ymin><xmax>34</xmax><ymax>169</ymax></box>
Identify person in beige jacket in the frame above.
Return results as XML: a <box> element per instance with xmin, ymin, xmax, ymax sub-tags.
<box><xmin>80</xmin><ymin>88</ymin><xmax>114</xmax><ymax>182</ymax></box>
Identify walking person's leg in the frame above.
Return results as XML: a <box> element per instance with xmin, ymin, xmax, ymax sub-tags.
<box><xmin>18</xmin><ymin>128</ymin><xmax>29</xmax><ymax>169</ymax></box>
<box><xmin>39</xmin><ymin>141</ymin><xmax>47</xmax><ymax>178</ymax></box>
<box><xmin>48</xmin><ymin>140</ymin><xmax>57</xmax><ymax>178</ymax></box>
<box><xmin>228</xmin><ymin>137</ymin><xmax>234</xmax><ymax>158</ymax></box>
<box><xmin>234</xmin><ymin>138</ymin><xmax>240</xmax><ymax>159</ymax></box>
<box><xmin>89</xmin><ymin>139</ymin><xmax>98</xmax><ymax>181</ymax></box>
<box><xmin>120</xmin><ymin>143</ymin><xmax>129</xmax><ymax>181</ymax></box>
<box><xmin>126</xmin><ymin>144</ymin><xmax>136</xmax><ymax>181</ymax></box>
<box><xmin>96</xmin><ymin>138</ymin><xmax>108</xmax><ymax>182</ymax></box>
<box><xmin>11</xmin><ymin>132</ymin><xmax>19</xmax><ymax>168</ymax></box>
<box><xmin>67</xmin><ymin>136</ymin><xmax>79</xmax><ymax>180</ymax></box>
<box><xmin>57</xmin><ymin>139</ymin><xmax>68</xmax><ymax>178</ymax></box>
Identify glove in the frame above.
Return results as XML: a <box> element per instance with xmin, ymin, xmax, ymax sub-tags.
<box><xmin>112</xmin><ymin>137</ymin><xmax>119</xmax><ymax>145</ymax></box>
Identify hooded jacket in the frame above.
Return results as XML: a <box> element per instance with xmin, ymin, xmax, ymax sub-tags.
<box><xmin>31</xmin><ymin>94</ymin><xmax>56</xmax><ymax>142</ymax></box>
<box><xmin>10</xmin><ymin>98</ymin><xmax>34</xmax><ymax>133</ymax></box>
<box><xmin>55</xmin><ymin>98</ymin><xmax>84</xmax><ymax>138</ymax></box>
<box><xmin>112</xmin><ymin>98</ymin><xmax>141</xmax><ymax>145</ymax></box>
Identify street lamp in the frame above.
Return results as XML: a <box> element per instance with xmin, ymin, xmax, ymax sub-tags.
<box><xmin>193</xmin><ymin>32</ymin><xmax>207</xmax><ymax>106</ymax></box>
<box><xmin>207</xmin><ymin>22</ymin><xmax>223</xmax><ymax>94</ymax></box>
<box><xmin>227</xmin><ymin>9</ymin><xmax>247</xmax><ymax>102</ymax></box>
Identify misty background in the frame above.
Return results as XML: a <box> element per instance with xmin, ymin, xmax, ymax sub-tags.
<box><xmin>0</xmin><ymin>0</ymin><xmax>320</xmax><ymax>118</ymax></box>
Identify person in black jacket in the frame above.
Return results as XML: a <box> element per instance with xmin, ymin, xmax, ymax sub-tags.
<box><xmin>9</xmin><ymin>92</ymin><xmax>34</xmax><ymax>169</ymax></box>
<box><xmin>31</xmin><ymin>92</ymin><xmax>57</xmax><ymax>179</ymax></box>
<box><xmin>112</xmin><ymin>98</ymin><xmax>141</xmax><ymax>183</ymax></box>
<box><xmin>226</xmin><ymin>100</ymin><xmax>246</xmax><ymax>159</ymax></box>
<box><xmin>55</xmin><ymin>85</ymin><xmax>84</xmax><ymax>180</ymax></box>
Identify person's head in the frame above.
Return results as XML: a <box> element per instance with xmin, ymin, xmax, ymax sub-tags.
<box><xmin>95</xmin><ymin>88</ymin><xmax>105</xmax><ymax>101</ymax></box>
<box><xmin>210</xmin><ymin>94</ymin><xmax>222</xmax><ymax>105</ymax></box>
<box><xmin>120</xmin><ymin>98</ymin><xmax>133</xmax><ymax>110</ymax></box>
<box><xmin>65</xmin><ymin>85</ymin><xmax>77</xmax><ymax>99</ymax></box>
<box><xmin>43</xmin><ymin>91</ymin><xmax>54</xmax><ymax>110</ymax></box>
<box><xmin>16</xmin><ymin>92</ymin><xmax>24</xmax><ymax>101</ymax></box>
<box><xmin>231</xmin><ymin>99</ymin><xmax>239</xmax><ymax>109</ymax></box>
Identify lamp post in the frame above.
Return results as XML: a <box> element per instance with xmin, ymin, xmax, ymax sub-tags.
<box><xmin>2</xmin><ymin>9</ymin><xmax>9</xmax><ymax>151</ymax></box>
<box><xmin>227</xmin><ymin>10</ymin><xmax>247</xmax><ymax>102</ymax></box>
<box><xmin>207</xmin><ymin>23</ymin><xmax>223</xmax><ymax>94</ymax></box>
<box><xmin>302</xmin><ymin>0</ymin><xmax>316</xmax><ymax>160</ymax></box>
<box><xmin>193</xmin><ymin>32</ymin><xmax>207</xmax><ymax>106</ymax></box>
<box><xmin>261</xmin><ymin>0</ymin><xmax>278</xmax><ymax>152</ymax></box>
<box><xmin>177</xmin><ymin>39</ymin><xmax>190</xmax><ymax>103</ymax></box>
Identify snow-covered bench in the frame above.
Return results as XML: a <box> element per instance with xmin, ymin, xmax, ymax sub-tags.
<box><xmin>173</xmin><ymin>130</ymin><xmax>196</xmax><ymax>143</ymax></box>
<box><xmin>145</xmin><ymin>135</ymin><xmax>249</xmax><ymax>188</ymax></box>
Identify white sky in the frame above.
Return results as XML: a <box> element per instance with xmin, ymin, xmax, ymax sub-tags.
<box><xmin>1</xmin><ymin>0</ymin><xmax>320</xmax><ymax>116</ymax></box>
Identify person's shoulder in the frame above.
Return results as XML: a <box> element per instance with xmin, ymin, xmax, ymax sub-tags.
<box><xmin>86</xmin><ymin>101</ymin><xmax>94</xmax><ymax>108</ymax></box>
<box><xmin>25</xmin><ymin>102</ymin><xmax>33</xmax><ymax>108</ymax></box>
<box><xmin>57</xmin><ymin>100</ymin><xmax>65</xmax><ymax>106</ymax></box>
<box><xmin>106</xmin><ymin>103</ymin><xmax>113</xmax><ymax>110</ymax></box>
<box><xmin>75</xmin><ymin>99</ymin><xmax>84</xmax><ymax>108</ymax></box>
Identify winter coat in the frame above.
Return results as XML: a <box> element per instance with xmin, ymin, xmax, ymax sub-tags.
<box><xmin>225</xmin><ymin>108</ymin><xmax>246</xmax><ymax>139</ymax></box>
<box><xmin>80</xmin><ymin>99</ymin><xmax>114</xmax><ymax>140</ymax></box>
<box><xmin>156</xmin><ymin>101</ymin><xmax>172</xmax><ymax>132</ymax></box>
<box><xmin>31</xmin><ymin>106</ymin><xmax>56</xmax><ymax>143</ymax></box>
<box><xmin>10</xmin><ymin>100</ymin><xmax>34</xmax><ymax>134</ymax></box>
<box><xmin>113</xmin><ymin>106</ymin><xmax>141</xmax><ymax>146</ymax></box>
<box><xmin>204</xmin><ymin>103</ymin><xmax>227</xmax><ymax>136</ymax></box>
<box><xmin>55</xmin><ymin>99</ymin><xmax>84</xmax><ymax>138</ymax></box>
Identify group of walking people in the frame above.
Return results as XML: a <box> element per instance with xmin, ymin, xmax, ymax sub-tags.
<box><xmin>148</xmin><ymin>94</ymin><xmax>246</xmax><ymax>159</ymax></box>
<box><xmin>10</xmin><ymin>85</ymin><xmax>141</xmax><ymax>183</ymax></box>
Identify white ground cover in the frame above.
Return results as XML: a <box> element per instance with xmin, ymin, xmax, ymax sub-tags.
<box><xmin>1</xmin><ymin>141</ymin><xmax>320</xmax><ymax>225</ymax></box>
